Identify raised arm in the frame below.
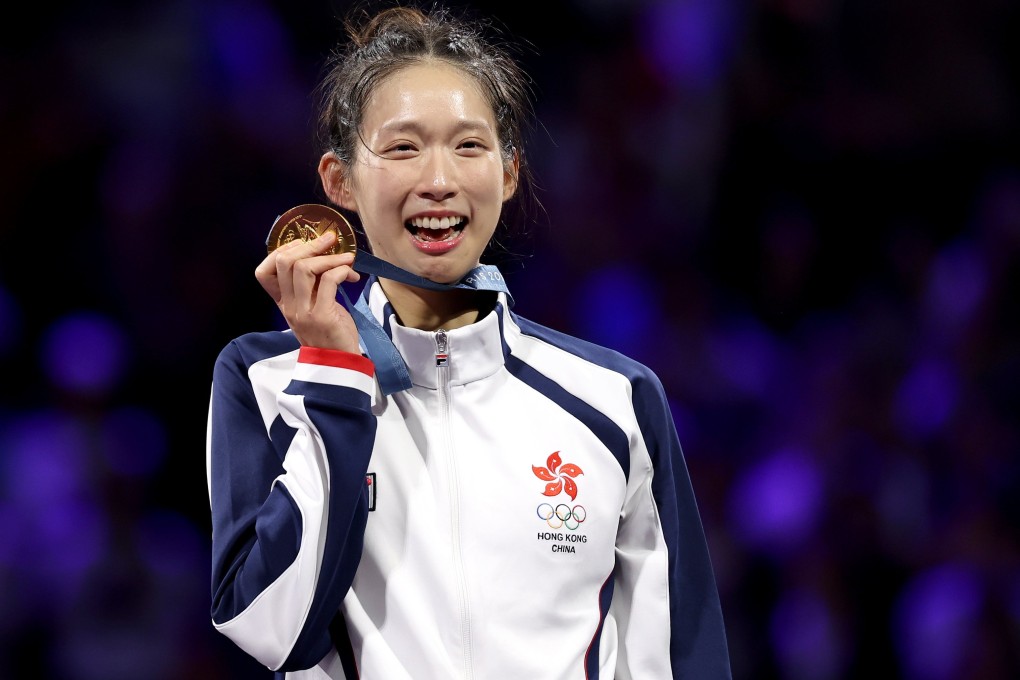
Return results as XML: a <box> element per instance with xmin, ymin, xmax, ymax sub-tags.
<box><xmin>207</xmin><ymin>338</ymin><xmax>377</xmax><ymax>671</ymax></box>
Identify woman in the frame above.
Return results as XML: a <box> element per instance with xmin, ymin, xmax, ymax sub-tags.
<box><xmin>206</xmin><ymin>5</ymin><xmax>731</xmax><ymax>678</ymax></box>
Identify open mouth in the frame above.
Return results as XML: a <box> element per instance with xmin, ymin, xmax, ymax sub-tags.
<box><xmin>406</xmin><ymin>215</ymin><xmax>467</xmax><ymax>242</ymax></box>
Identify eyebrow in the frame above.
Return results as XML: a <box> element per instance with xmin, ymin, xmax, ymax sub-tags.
<box><xmin>377</xmin><ymin>119</ymin><xmax>494</xmax><ymax>136</ymax></box>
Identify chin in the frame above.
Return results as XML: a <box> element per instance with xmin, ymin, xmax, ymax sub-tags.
<box><xmin>422</xmin><ymin>267</ymin><xmax>467</xmax><ymax>285</ymax></box>
<box><xmin>415</xmin><ymin>259</ymin><xmax>475</xmax><ymax>285</ymax></box>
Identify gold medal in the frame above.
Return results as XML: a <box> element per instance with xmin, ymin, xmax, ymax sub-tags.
<box><xmin>266</xmin><ymin>204</ymin><xmax>357</xmax><ymax>256</ymax></box>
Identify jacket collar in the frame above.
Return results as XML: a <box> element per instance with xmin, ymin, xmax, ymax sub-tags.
<box><xmin>365</xmin><ymin>280</ymin><xmax>513</xmax><ymax>390</ymax></box>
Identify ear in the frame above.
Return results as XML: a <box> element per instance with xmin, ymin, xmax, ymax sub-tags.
<box><xmin>319</xmin><ymin>151</ymin><xmax>357</xmax><ymax>211</ymax></box>
<box><xmin>502</xmin><ymin>149</ymin><xmax>519</xmax><ymax>202</ymax></box>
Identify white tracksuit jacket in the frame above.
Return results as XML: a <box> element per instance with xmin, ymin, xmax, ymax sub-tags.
<box><xmin>207</xmin><ymin>278</ymin><xmax>731</xmax><ymax>679</ymax></box>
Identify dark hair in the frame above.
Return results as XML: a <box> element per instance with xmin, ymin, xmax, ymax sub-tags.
<box><xmin>315</xmin><ymin>3</ymin><xmax>540</xmax><ymax>258</ymax></box>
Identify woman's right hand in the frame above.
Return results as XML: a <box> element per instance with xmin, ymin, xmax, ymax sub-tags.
<box><xmin>254</xmin><ymin>232</ymin><xmax>362</xmax><ymax>354</ymax></box>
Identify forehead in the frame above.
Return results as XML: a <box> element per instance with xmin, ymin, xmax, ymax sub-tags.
<box><xmin>362</xmin><ymin>61</ymin><xmax>496</xmax><ymax>131</ymax></box>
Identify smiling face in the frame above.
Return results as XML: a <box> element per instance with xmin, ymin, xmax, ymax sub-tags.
<box><xmin>328</xmin><ymin>60</ymin><xmax>517</xmax><ymax>284</ymax></box>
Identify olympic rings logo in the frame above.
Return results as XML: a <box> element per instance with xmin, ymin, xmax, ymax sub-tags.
<box><xmin>536</xmin><ymin>503</ymin><xmax>587</xmax><ymax>530</ymax></box>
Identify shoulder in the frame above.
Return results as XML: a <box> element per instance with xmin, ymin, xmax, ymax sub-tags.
<box><xmin>213</xmin><ymin>329</ymin><xmax>300</xmax><ymax>373</ymax></box>
<box><xmin>510</xmin><ymin>313</ymin><xmax>666</xmax><ymax>399</ymax></box>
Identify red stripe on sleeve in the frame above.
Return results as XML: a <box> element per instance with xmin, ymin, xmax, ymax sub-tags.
<box><xmin>298</xmin><ymin>347</ymin><xmax>376</xmax><ymax>376</ymax></box>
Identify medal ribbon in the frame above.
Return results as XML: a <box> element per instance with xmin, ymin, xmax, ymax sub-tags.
<box><xmin>334</xmin><ymin>249</ymin><xmax>512</xmax><ymax>395</ymax></box>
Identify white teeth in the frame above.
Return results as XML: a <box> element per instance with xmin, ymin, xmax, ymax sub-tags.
<box><xmin>409</xmin><ymin>216</ymin><xmax>464</xmax><ymax>229</ymax></box>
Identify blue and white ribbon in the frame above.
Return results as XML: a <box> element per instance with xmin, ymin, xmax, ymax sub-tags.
<box><xmin>337</xmin><ymin>249</ymin><xmax>512</xmax><ymax>395</ymax></box>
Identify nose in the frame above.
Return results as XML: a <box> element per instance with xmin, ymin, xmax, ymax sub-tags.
<box><xmin>416</xmin><ymin>149</ymin><xmax>458</xmax><ymax>201</ymax></box>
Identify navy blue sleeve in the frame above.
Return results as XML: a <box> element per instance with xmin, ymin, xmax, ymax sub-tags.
<box><xmin>633</xmin><ymin>370</ymin><xmax>732</xmax><ymax>678</ymax></box>
<box><xmin>207</xmin><ymin>336</ymin><xmax>377</xmax><ymax>671</ymax></box>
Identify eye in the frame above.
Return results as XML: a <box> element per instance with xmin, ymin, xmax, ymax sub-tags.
<box><xmin>382</xmin><ymin>141</ymin><xmax>418</xmax><ymax>158</ymax></box>
<box><xmin>457</xmin><ymin>139</ymin><xmax>488</xmax><ymax>155</ymax></box>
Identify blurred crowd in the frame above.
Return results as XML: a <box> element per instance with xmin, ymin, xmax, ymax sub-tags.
<box><xmin>1</xmin><ymin>0</ymin><xmax>1017</xmax><ymax>678</ymax></box>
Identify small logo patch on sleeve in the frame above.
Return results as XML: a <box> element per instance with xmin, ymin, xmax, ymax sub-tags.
<box><xmin>365</xmin><ymin>472</ymin><xmax>376</xmax><ymax>511</ymax></box>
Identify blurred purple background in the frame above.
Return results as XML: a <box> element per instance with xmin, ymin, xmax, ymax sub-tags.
<box><xmin>2</xmin><ymin>0</ymin><xmax>1018</xmax><ymax>678</ymax></box>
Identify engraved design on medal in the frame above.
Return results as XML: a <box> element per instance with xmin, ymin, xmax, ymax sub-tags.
<box><xmin>266</xmin><ymin>204</ymin><xmax>357</xmax><ymax>257</ymax></box>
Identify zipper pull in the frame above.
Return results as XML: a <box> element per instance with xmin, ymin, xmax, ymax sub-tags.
<box><xmin>435</xmin><ymin>328</ymin><xmax>449</xmax><ymax>367</ymax></box>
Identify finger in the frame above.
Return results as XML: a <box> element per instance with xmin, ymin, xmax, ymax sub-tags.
<box><xmin>315</xmin><ymin>264</ymin><xmax>358</xmax><ymax>312</ymax></box>
<box><xmin>287</xmin><ymin>230</ymin><xmax>337</xmax><ymax>258</ymax></box>
<box><xmin>289</xmin><ymin>251</ymin><xmax>356</xmax><ymax>310</ymax></box>
<box><xmin>256</xmin><ymin>236</ymin><xmax>317</xmax><ymax>302</ymax></box>
<box><xmin>293</xmin><ymin>251</ymin><xmax>357</xmax><ymax>277</ymax></box>
<box><xmin>274</xmin><ymin>234</ymin><xmax>329</xmax><ymax>307</ymax></box>
<box><xmin>311</xmin><ymin>230</ymin><xmax>337</xmax><ymax>254</ymax></box>
<box><xmin>274</xmin><ymin>232</ymin><xmax>340</xmax><ymax>276</ymax></box>
<box><xmin>255</xmin><ymin>250</ymin><xmax>284</xmax><ymax>302</ymax></box>
<box><xmin>276</xmin><ymin>233</ymin><xmax>352</xmax><ymax>310</ymax></box>
<box><xmin>275</xmin><ymin>246</ymin><xmax>299</xmax><ymax>310</ymax></box>
<box><xmin>313</xmin><ymin>265</ymin><xmax>362</xmax><ymax>353</ymax></box>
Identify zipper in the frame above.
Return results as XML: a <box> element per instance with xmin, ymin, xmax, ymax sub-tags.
<box><xmin>435</xmin><ymin>329</ymin><xmax>473</xmax><ymax>679</ymax></box>
<box><xmin>435</xmin><ymin>328</ymin><xmax>450</xmax><ymax>368</ymax></box>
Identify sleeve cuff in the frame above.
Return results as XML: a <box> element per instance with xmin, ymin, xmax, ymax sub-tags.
<box><xmin>298</xmin><ymin>346</ymin><xmax>375</xmax><ymax>377</ymax></box>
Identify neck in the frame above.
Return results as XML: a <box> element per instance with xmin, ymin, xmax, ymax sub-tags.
<box><xmin>379</xmin><ymin>278</ymin><xmax>495</xmax><ymax>331</ymax></box>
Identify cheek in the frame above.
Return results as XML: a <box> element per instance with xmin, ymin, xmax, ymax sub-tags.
<box><xmin>469</xmin><ymin>162</ymin><xmax>511</xmax><ymax>202</ymax></box>
<box><xmin>351</xmin><ymin>168</ymin><xmax>403</xmax><ymax>213</ymax></box>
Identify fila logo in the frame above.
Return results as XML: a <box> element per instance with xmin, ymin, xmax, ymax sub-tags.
<box><xmin>365</xmin><ymin>473</ymin><xmax>376</xmax><ymax>511</ymax></box>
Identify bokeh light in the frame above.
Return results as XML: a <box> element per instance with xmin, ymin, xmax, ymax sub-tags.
<box><xmin>40</xmin><ymin>312</ymin><xmax>129</xmax><ymax>398</ymax></box>
<box><xmin>770</xmin><ymin>588</ymin><xmax>846</xmax><ymax>680</ymax></box>
<box><xmin>892</xmin><ymin>563</ymin><xmax>985</xmax><ymax>680</ymax></box>
<box><xmin>728</xmin><ymin>447</ymin><xmax>824</xmax><ymax>554</ymax></box>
